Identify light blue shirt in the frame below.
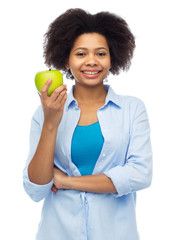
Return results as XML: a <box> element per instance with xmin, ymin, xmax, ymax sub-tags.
<box><xmin>23</xmin><ymin>85</ymin><xmax>152</xmax><ymax>240</ymax></box>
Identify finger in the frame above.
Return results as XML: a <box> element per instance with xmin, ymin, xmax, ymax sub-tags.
<box><xmin>57</xmin><ymin>91</ymin><xmax>67</xmax><ymax>106</ymax></box>
<box><xmin>38</xmin><ymin>92</ymin><xmax>41</xmax><ymax>100</ymax></box>
<box><xmin>55</xmin><ymin>89</ymin><xmax>67</xmax><ymax>103</ymax></box>
<box><xmin>51</xmin><ymin>185</ymin><xmax>58</xmax><ymax>194</ymax></box>
<box><xmin>53</xmin><ymin>92</ymin><xmax>67</xmax><ymax>111</ymax></box>
<box><xmin>51</xmin><ymin>188</ymin><xmax>57</xmax><ymax>194</ymax></box>
<box><xmin>51</xmin><ymin>84</ymin><xmax>67</xmax><ymax>100</ymax></box>
<box><xmin>40</xmin><ymin>79</ymin><xmax>52</xmax><ymax>97</ymax></box>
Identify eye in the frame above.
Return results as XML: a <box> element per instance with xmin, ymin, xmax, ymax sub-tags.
<box><xmin>97</xmin><ymin>52</ymin><xmax>107</xmax><ymax>57</ymax></box>
<box><xmin>76</xmin><ymin>52</ymin><xmax>86</xmax><ymax>57</ymax></box>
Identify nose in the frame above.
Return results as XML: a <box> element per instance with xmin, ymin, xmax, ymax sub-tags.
<box><xmin>85</xmin><ymin>54</ymin><xmax>98</xmax><ymax>66</ymax></box>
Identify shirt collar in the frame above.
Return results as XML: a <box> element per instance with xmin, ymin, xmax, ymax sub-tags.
<box><xmin>65</xmin><ymin>84</ymin><xmax>122</xmax><ymax>111</ymax></box>
<box><xmin>104</xmin><ymin>85</ymin><xmax>122</xmax><ymax>108</ymax></box>
<box><xmin>65</xmin><ymin>85</ymin><xmax>78</xmax><ymax>111</ymax></box>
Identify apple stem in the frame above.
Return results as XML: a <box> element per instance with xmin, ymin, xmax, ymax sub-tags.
<box><xmin>49</xmin><ymin>68</ymin><xmax>51</xmax><ymax>71</ymax></box>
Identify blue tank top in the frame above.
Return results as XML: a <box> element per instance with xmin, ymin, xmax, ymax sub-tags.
<box><xmin>71</xmin><ymin>121</ymin><xmax>104</xmax><ymax>175</ymax></box>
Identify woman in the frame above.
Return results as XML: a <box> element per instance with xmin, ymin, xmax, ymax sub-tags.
<box><xmin>23</xmin><ymin>8</ymin><xmax>152</xmax><ymax>240</ymax></box>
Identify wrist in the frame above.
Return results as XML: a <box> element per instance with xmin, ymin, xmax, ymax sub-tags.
<box><xmin>63</xmin><ymin>176</ymin><xmax>73</xmax><ymax>190</ymax></box>
<box><xmin>43</xmin><ymin>121</ymin><xmax>59</xmax><ymax>132</ymax></box>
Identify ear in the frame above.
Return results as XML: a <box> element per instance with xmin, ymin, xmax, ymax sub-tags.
<box><xmin>65</xmin><ymin>61</ymin><xmax>70</xmax><ymax>69</ymax></box>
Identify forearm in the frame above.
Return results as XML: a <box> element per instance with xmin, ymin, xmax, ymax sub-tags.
<box><xmin>28</xmin><ymin>122</ymin><xmax>58</xmax><ymax>185</ymax></box>
<box><xmin>64</xmin><ymin>173</ymin><xmax>117</xmax><ymax>194</ymax></box>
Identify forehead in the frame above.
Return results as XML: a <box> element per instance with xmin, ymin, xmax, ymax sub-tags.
<box><xmin>72</xmin><ymin>33</ymin><xmax>109</xmax><ymax>50</ymax></box>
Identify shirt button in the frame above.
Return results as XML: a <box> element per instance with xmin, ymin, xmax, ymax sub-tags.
<box><xmin>102</xmin><ymin>153</ymin><xmax>106</xmax><ymax>157</ymax></box>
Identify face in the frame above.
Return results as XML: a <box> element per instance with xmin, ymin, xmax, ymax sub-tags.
<box><xmin>66</xmin><ymin>33</ymin><xmax>111</xmax><ymax>87</ymax></box>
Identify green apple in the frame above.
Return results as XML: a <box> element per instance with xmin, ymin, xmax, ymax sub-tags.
<box><xmin>35</xmin><ymin>69</ymin><xmax>63</xmax><ymax>96</ymax></box>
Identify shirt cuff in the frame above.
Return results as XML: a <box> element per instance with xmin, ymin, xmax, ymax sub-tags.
<box><xmin>23</xmin><ymin>170</ymin><xmax>54</xmax><ymax>202</ymax></box>
<box><xmin>104</xmin><ymin>166</ymin><xmax>132</xmax><ymax>198</ymax></box>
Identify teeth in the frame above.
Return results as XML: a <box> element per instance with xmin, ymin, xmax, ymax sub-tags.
<box><xmin>83</xmin><ymin>71</ymin><xmax>99</xmax><ymax>74</ymax></box>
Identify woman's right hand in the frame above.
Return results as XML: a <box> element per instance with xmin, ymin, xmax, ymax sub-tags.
<box><xmin>39</xmin><ymin>79</ymin><xmax>67</xmax><ymax>130</ymax></box>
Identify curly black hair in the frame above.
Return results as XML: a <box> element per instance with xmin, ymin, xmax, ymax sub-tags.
<box><xmin>43</xmin><ymin>8</ymin><xmax>135</xmax><ymax>79</ymax></box>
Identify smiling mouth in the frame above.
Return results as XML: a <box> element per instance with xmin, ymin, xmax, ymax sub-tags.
<box><xmin>81</xmin><ymin>70</ymin><xmax>102</xmax><ymax>75</ymax></box>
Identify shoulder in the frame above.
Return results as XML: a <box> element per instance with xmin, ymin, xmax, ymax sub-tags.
<box><xmin>108</xmin><ymin>86</ymin><xmax>148</xmax><ymax>123</ymax></box>
<box><xmin>119</xmin><ymin>94</ymin><xmax>147</xmax><ymax>119</ymax></box>
<box><xmin>108</xmin><ymin>85</ymin><xmax>146</xmax><ymax>110</ymax></box>
<box><xmin>117</xmin><ymin>95</ymin><xmax>149</xmax><ymax>126</ymax></box>
<box><xmin>120</xmin><ymin>94</ymin><xmax>145</xmax><ymax>107</ymax></box>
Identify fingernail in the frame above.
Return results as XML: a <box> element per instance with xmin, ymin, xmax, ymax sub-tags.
<box><xmin>48</xmin><ymin>78</ymin><xmax>52</xmax><ymax>83</ymax></box>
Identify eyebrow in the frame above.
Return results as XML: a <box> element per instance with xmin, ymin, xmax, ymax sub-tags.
<box><xmin>73</xmin><ymin>47</ymin><xmax>109</xmax><ymax>52</ymax></box>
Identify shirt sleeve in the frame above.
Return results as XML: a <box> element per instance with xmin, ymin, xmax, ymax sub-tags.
<box><xmin>23</xmin><ymin>106</ymin><xmax>54</xmax><ymax>202</ymax></box>
<box><xmin>104</xmin><ymin>99</ymin><xmax>153</xmax><ymax>197</ymax></box>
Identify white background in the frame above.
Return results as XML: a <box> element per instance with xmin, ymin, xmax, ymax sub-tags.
<box><xmin>0</xmin><ymin>0</ymin><xmax>174</xmax><ymax>239</ymax></box>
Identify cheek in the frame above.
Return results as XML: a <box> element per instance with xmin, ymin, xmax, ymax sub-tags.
<box><xmin>70</xmin><ymin>65</ymin><xmax>80</xmax><ymax>76</ymax></box>
<box><xmin>102</xmin><ymin>59</ymin><xmax>111</xmax><ymax>70</ymax></box>
<box><xmin>69</xmin><ymin>59</ymin><xmax>81</xmax><ymax>71</ymax></box>
<box><xmin>68</xmin><ymin>63</ymin><xmax>82</xmax><ymax>80</ymax></box>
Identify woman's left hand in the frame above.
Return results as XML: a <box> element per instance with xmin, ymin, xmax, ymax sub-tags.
<box><xmin>51</xmin><ymin>167</ymin><xmax>69</xmax><ymax>194</ymax></box>
<box><xmin>51</xmin><ymin>167</ymin><xmax>117</xmax><ymax>194</ymax></box>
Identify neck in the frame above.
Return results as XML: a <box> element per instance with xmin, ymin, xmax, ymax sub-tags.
<box><xmin>73</xmin><ymin>83</ymin><xmax>107</xmax><ymax>104</ymax></box>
